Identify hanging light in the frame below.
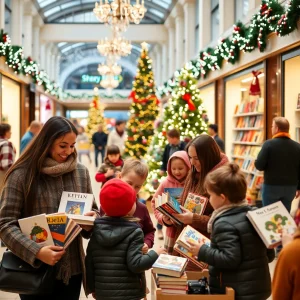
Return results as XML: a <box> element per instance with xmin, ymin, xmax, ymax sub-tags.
<box><xmin>100</xmin><ymin>74</ymin><xmax>120</xmax><ymax>89</ymax></box>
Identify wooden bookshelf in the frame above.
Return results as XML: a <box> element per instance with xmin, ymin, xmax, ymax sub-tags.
<box><xmin>232</xmin><ymin>97</ymin><xmax>265</xmax><ymax>204</ymax></box>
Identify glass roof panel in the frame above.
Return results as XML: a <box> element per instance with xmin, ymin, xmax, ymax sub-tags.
<box><xmin>37</xmin><ymin>0</ymin><xmax>56</xmax><ymax>9</ymax></box>
<box><xmin>44</xmin><ymin>6</ymin><xmax>60</xmax><ymax>17</ymax></box>
<box><xmin>60</xmin><ymin>1</ymin><xmax>80</xmax><ymax>10</ymax></box>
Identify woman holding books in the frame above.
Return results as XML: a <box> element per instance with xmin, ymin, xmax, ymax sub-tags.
<box><xmin>158</xmin><ymin>134</ymin><xmax>228</xmax><ymax>262</ymax></box>
<box><xmin>0</xmin><ymin>116</ymin><xmax>96</xmax><ymax>300</ymax></box>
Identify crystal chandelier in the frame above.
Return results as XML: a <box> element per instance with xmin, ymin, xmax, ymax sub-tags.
<box><xmin>94</xmin><ymin>0</ymin><xmax>147</xmax><ymax>27</ymax></box>
<box><xmin>100</xmin><ymin>74</ymin><xmax>120</xmax><ymax>89</ymax></box>
<box><xmin>97</xmin><ymin>32</ymin><xmax>132</xmax><ymax>57</ymax></box>
<box><xmin>98</xmin><ymin>63</ymin><xmax>122</xmax><ymax>76</ymax></box>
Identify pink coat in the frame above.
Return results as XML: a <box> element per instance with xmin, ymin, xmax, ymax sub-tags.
<box><xmin>151</xmin><ymin>151</ymin><xmax>191</xmax><ymax>226</ymax></box>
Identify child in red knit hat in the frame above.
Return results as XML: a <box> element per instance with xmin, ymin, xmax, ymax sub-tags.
<box><xmin>86</xmin><ymin>179</ymin><xmax>165</xmax><ymax>300</ymax></box>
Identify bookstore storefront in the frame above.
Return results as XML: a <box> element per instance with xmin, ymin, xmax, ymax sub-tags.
<box><xmin>1</xmin><ymin>75</ymin><xmax>21</xmax><ymax>155</ymax></box>
<box><xmin>199</xmin><ymin>83</ymin><xmax>215</xmax><ymax>124</ymax></box>
<box><xmin>282</xmin><ymin>47</ymin><xmax>300</xmax><ymax>143</ymax></box>
<box><xmin>224</xmin><ymin>63</ymin><xmax>265</xmax><ymax>204</ymax></box>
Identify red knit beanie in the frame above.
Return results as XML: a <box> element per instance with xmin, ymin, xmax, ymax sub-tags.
<box><xmin>100</xmin><ymin>179</ymin><xmax>136</xmax><ymax>217</ymax></box>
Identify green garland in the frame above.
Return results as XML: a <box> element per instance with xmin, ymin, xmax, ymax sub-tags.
<box><xmin>0</xmin><ymin>30</ymin><xmax>127</xmax><ymax>101</ymax></box>
<box><xmin>159</xmin><ymin>0</ymin><xmax>300</xmax><ymax>98</ymax></box>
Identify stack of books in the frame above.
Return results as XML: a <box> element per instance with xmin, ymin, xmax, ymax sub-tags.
<box><xmin>18</xmin><ymin>213</ymin><xmax>82</xmax><ymax>248</ymax></box>
<box><xmin>174</xmin><ymin>225</ymin><xmax>210</xmax><ymax>269</ymax></box>
<box><xmin>152</xmin><ymin>254</ymin><xmax>188</xmax><ymax>295</ymax></box>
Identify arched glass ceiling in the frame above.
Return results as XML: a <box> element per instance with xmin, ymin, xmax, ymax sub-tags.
<box><xmin>35</xmin><ymin>0</ymin><xmax>176</xmax><ymax>24</ymax></box>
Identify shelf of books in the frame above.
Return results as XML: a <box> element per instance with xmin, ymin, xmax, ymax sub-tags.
<box><xmin>232</xmin><ymin>97</ymin><xmax>264</xmax><ymax>205</ymax></box>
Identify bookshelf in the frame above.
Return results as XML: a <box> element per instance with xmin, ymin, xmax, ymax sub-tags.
<box><xmin>232</xmin><ymin>97</ymin><xmax>265</xmax><ymax>204</ymax></box>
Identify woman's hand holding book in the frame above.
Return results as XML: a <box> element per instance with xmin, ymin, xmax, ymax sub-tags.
<box><xmin>36</xmin><ymin>245</ymin><xmax>65</xmax><ymax>266</ymax></box>
<box><xmin>173</xmin><ymin>206</ymin><xmax>193</xmax><ymax>225</ymax></box>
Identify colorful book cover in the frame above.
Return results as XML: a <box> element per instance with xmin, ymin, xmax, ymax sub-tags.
<box><xmin>166</xmin><ymin>193</ymin><xmax>182</xmax><ymax>214</ymax></box>
<box><xmin>152</xmin><ymin>254</ymin><xmax>187</xmax><ymax>273</ymax></box>
<box><xmin>46</xmin><ymin>214</ymin><xmax>68</xmax><ymax>247</ymax></box>
<box><xmin>164</xmin><ymin>188</ymin><xmax>183</xmax><ymax>200</ymax></box>
<box><xmin>18</xmin><ymin>214</ymin><xmax>54</xmax><ymax>246</ymax></box>
<box><xmin>58</xmin><ymin>191</ymin><xmax>94</xmax><ymax>217</ymax></box>
<box><xmin>184</xmin><ymin>193</ymin><xmax>208</xmax><ymax>215</ymax></box>
<box><xmin>176</xmin><ymin>225</ymin><xmax>211</xmax><ymax>249</ymax></box>
<box><xmin>247</xmin><ymin>201</ymin><xmax>297</xmax><ymax>248</ymax></box>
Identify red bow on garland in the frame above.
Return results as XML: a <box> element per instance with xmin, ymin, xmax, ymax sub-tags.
<box><xmin>182</xmin><ymin>93</ymin><xmax>196</xmax><ymax>111</ymax></box>
<box><xmin>129</xmin><ymin>91</ymin><xmax>160</xmax><ymax>105</ymax></box>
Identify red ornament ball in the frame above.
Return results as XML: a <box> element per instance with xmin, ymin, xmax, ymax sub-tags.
<box><xmin>142</xmin><ymin>139</ymin><xmax>147</xmax><ymax>145</ymax></box>
<box><xmin>180</xmin><ymin>81</ymin><xmax>187</xmax><ymax>87</ymax></box>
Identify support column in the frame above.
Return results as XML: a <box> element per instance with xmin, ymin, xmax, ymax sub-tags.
<box><xmin>45</xmin><ymin>44</ymin><xmax>52</xmax><ymax>78</ymax></box>
<box><xmin>161</xmin><ymin>43</ymin><xmax>168</xmax><ymax>83</ymax></box>
<box><xmin>55</xmin><ymin>54</ymin><xmax>61</xmax><ymax>83</ymax></box>
<box><xmin>173</xmin><ymin>5</ymin><xmax>184</xmax><ymax>70</ymax></box>
<box><xmin>32</xmin><ymin>16</ymin><xmax>42</xmax><ymax>61</ymax></box>
<box><xmin>248</xmin><ymin>0</ymin><xmax>261</xmax><ymax>11</ymax></box>
<box><xmin>23</xmin><ymin>13</ymin><xmax>33</xmax><ymax>57</ymax></box>
<box><xmin>219</xmin><ymin>0</ymin><xmax>234</xmax><ymax>34</ymax></box>
<box><xmin>50</xmin><ymin>49</ymin><xmax>56</xmax><ymax>80</ymax></box>
<box><xmin>0</xmin><ymin>0</ymin><xmax>5</xmax><ymax>30</ymax></box>
<box><xmin>182</xmin><ymin>0</ymin><xmax>196</xmax><ymax>62</ymax></box>
<box><xmin>165</xmin><ymin>17</ymin><xmax>175</xmax><ymax>78</ymax></box>
<box><xmin>199</xmin><ymin>0</ymin><xmax>211</xmax><ymax>50</ymax></box>
<box><xmin>11</xmin><ymin>0</ymin><xmax>23</xmax><ymax>45</ymax></box>
<box><xmin>40</xmin><ymin>42</ymin><xmax>46</xmax><ymax>70</ymax></box>
<box><xmin>155</xmin><ymin>44</ymin><xmax>162</xmax><ymax>86</ymax></box>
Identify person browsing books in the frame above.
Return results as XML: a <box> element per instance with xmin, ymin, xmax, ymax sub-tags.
<box><xmin>86</xmin><ymin>179</ymin><xmax>166</xmax><ymax>300</ymax></box>
<box><xmin>157</xmin><ymin>134</ymin><xmax>228</xmax><ymax>257</ymax></box>
<box><xmin>95</xmin><ymin>144</ymin><xmax>123</xmax><ymax>184</ymax></box>
<box><xmin>100</xmin><ymin>158</ymin><xmax>155</xmax><ymax>254</ymax></box>
<box><xmin>0</xmin><ymin>116</ymin><xmax>97</xmax><ymax>300</ymax></box>
<box><xmin>151</xmin><ymin>151</ymin><xmax>191</xmax><ymax>250</ymax></box>
<box><xmin>187</xmin><ymin>163</ymin><xmax>275</xmax><ymax>300</ymax></box>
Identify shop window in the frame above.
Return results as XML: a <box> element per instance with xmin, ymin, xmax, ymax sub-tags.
<box><xmin>235</xmin><ymin>0</ymin><xmax>249</xmax><ymax>21</ymax></box>
<box><xmin>283</xmin><ymin>49</ymin><xmax>300</xmax><ymax>142</ymax></box>
<box><xmin>200</xmin><ymin>83</ymin><xmax>215</xmax><ymax>124</ymax></box>
<box><xmin>225</xmin><ymin>65</ymin><xmax>265</xmax><ymax>204</ymax></box>
<box><xmin>211</xmin><ymin>0</ymin><xmax>219</xmax><ymax>42</ymax></box>
<box><xmin>1</xmin><ymin>76</ymin><xmax>20</xmax><ymax>155</ymax></box>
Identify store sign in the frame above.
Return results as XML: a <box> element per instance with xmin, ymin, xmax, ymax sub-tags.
<box><xmin>81</xmin><ymin>74</ymin><xmax>123</xmax><ymax>84</ymax></box>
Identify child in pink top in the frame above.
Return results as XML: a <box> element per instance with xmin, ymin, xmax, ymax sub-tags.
<box><xmin>151</xmin><ymin>151</ymin><xmax>191</xmax><ymax>251</ymax></box>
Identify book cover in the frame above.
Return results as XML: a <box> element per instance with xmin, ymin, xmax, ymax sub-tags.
<box><xmin>176</xmin><ymin>225</ymin><xmax>211</xmax><ymax>249</ymax></box>
<box><xmin>152</xmin><ymin>254</ymin><xmax>188</xmax><ymax>277</ymax></box>
<box><xmin>164</xmin><ymin>188</ymin><xmax>183</xmax><ymax>200</ymax></box>
<box><xmin>184</xmin><ymin>193</ymin><xmax>208</xmax><ymax>215</ymax></box>
<box><xmin>247</xmin><ymin>201</ymin><xmax>297</xmax><ymax>248</ymax></box>
<box><xmin>18</xmin><ymin>214</ymin><xmax>54</xmax><ymax>246</ymax></box>
<box><xmin>59</xmin><ymin>191</ymin><xmax>94</xmax><ymax>215</ymax></box>
<box><xmin>46</xmin><ymin>213</ymin><xmax>68</xmax><ymax>247</ymax></box>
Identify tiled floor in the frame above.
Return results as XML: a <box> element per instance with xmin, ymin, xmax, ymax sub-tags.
<box><xmin>0</xmin><ymin>155</ymin><xmax>283</xmax><ymax>299</ymax></box>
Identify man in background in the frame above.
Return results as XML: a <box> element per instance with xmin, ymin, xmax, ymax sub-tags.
<box><xmin>107</xmin><ymin>120</ymin><xmax>127</xmax><ymax>154</ymax></box>
<box><xmin>208</xmin><ymin>124</ymin><xmax>225</xmax><ymax>152</ymax></box>
<box><xmin>20</xmin><ymin>121</ymin><xmax>42</xmax><ymax>153</ymax></box>
<box><xmin>255</xmin><ymin>117</ymin><xmax>300</xmax><ymax>212</ymax></box>
<box><xmin>92</xmin><ymin>124</ymin><xmax>108</xmax><ymax>168</ymax></box>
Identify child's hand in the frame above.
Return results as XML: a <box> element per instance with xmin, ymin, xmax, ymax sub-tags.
<box><xmin>173</xmin><ymin>206</ymin><xmax>193</xmax><ymax>225</ymax></box>
<box><xmin>105</xmin><ymin>168</ymin><xmax>115</xmax><ymax>177</ymax></box>
<box><xmin>186</xmin><ymin>239</ymin><xmax>203</xmax><ymax>258</ymax></box>
<box><xmin>80</xmin><ymin>211</ymin><xmax>96</xmax><ymax>231</ymax></box>
<box><xmin>142</xmin><ymin>243</ymin><xmax>149</xmax><ymax>254</ymax></box>
<box><xmin>153</xmin><ymin>245</ymin><xmax>167</xmax><ymax>255</ymax></box>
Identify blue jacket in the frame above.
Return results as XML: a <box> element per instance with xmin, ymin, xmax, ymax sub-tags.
<box><xmin>20</xmin><ymin>131</ymin><xmax>34</xmax><ymax>153</ymax></box>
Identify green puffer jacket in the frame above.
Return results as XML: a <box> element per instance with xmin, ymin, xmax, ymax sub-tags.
<box><xmin>198</xmin><ymin>206</ymin><xmax>275</xmax><ymax>300</ymax></box>
<box><xmin>85</xmin><ymin>217</ymin><xmax>159</xmax><ymax>300</ymax></box>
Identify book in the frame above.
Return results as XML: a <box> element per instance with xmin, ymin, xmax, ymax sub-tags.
<box><xmin>184</xmin><ymin>193</ymin><xmax>208</xmax><ymax>215</ymax></box>
<box><xmin>18</xmin><ymin>214</ymin><xmax>54</xmax><ymax>246</ymax></box>
<box><xmin>164</xmin><ymin>188</ymin><xmax>183</xmax><ymax>200</ymax></box>
<box><xmin>46</xmin><ymin>213</ymin><xmax>82</xmax><ymax>248</ymax></box>
<box><xmin>58</xmin><ymin>191</ymin><xmax>95</xmax><ymax>225</ymax></box>
<box><xmin>155</xmin><ymin>192</ymin><xmax>183</xmax><ymax>226</ymax></box>
<box><xmin>246</xmin><ymin>201</ymin><xmax>297</xmax><ymax>248</ymax></box>
<box><xmin>174</xmin><ymin>225</ymin><xmax>210</xmax><ymax>269</ymax></box>
<box><xmin>152</xmin><ymin>254</ymin><xmax>188</xmax><ymax>278</ymax></box>
<box><xmin>157</xmin><ymin>273</ymin><xmax>187</xmax><ymax>283</ymax></box>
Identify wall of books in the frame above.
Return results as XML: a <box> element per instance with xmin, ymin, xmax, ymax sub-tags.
<box><xmin>283</xmin><ymin>49</ymin><xmax>300</xmax><ymax>142</ymax></box>
<box><xmin>225</xmin><ymin>66</ymin><xmax>265</xmax><ymax>204</ymax></box>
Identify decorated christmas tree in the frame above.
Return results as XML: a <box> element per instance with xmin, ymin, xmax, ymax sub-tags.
<box><xmin>124</xmin><ymin>42</ymin><xmax>159</xmax><ymax>159</ymax></box>
<box><xmin>145</xmin><ymin>66</ymin><xmax>208</xmax><ymax>193</ymax></box>
<box><xmin>86</xmin><ymin>95</ymin><xmax>105</xmax><ymax>141</ymax></box>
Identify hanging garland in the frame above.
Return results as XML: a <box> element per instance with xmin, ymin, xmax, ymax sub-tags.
<box><xmin>158</xmin><ymin>0</ymin><xmax>300</xmax><ymax>98</ymax></box>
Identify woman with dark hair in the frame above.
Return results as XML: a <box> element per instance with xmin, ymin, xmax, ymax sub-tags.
<box><xmin>0</xmin><ymin>123</ymin><xmax>16</xmax><ymax>186</ymax></box>
<box><xmin>156</xmin><ymin>134</ymin><xmax>229</xmax><ymax>258</ymax></box>
<box><xmin>0</xmin><ymin>116</ymin><xmax>96</xmax><ymax>300</ymax></box>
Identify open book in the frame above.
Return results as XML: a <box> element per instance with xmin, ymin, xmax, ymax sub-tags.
<box><xmin>58</xmin><ymin>191</ymin><xmax>95</xmax><ymax>225</ymax></box>
<box><xmin>174</xmin><ymin>225</ymin><xmax>210</xmax><ymax>269</ymax></box>
<box><xmin>152</xmin><ymin>254</ymin><xmax>188</xmax><ymax>278</ymax></box>
<box><xmin>155</xmin><ymin>192</ymin><xmax>183</xmax><ymax>226</ymax></box>
<box><xmin>184</xmin><ymin>193</ymin><xmax>208</xmax><ymax>215</ymax></box>
<box><xmin>247</xmin><ymin>201</ymin><xmax>297</xmax><ymax>248</ymax></box>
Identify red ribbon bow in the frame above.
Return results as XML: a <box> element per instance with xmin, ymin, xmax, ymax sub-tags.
<box><xmin>182</xmin><ymin>93</ymin><xmax>196</xmax><ymax>111</ymax></box>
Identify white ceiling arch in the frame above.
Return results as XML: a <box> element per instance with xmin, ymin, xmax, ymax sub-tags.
<box><xmin>60</xmin><ymin>55</ymin><xmax>137</xmax><ymax>87</ymax></box>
